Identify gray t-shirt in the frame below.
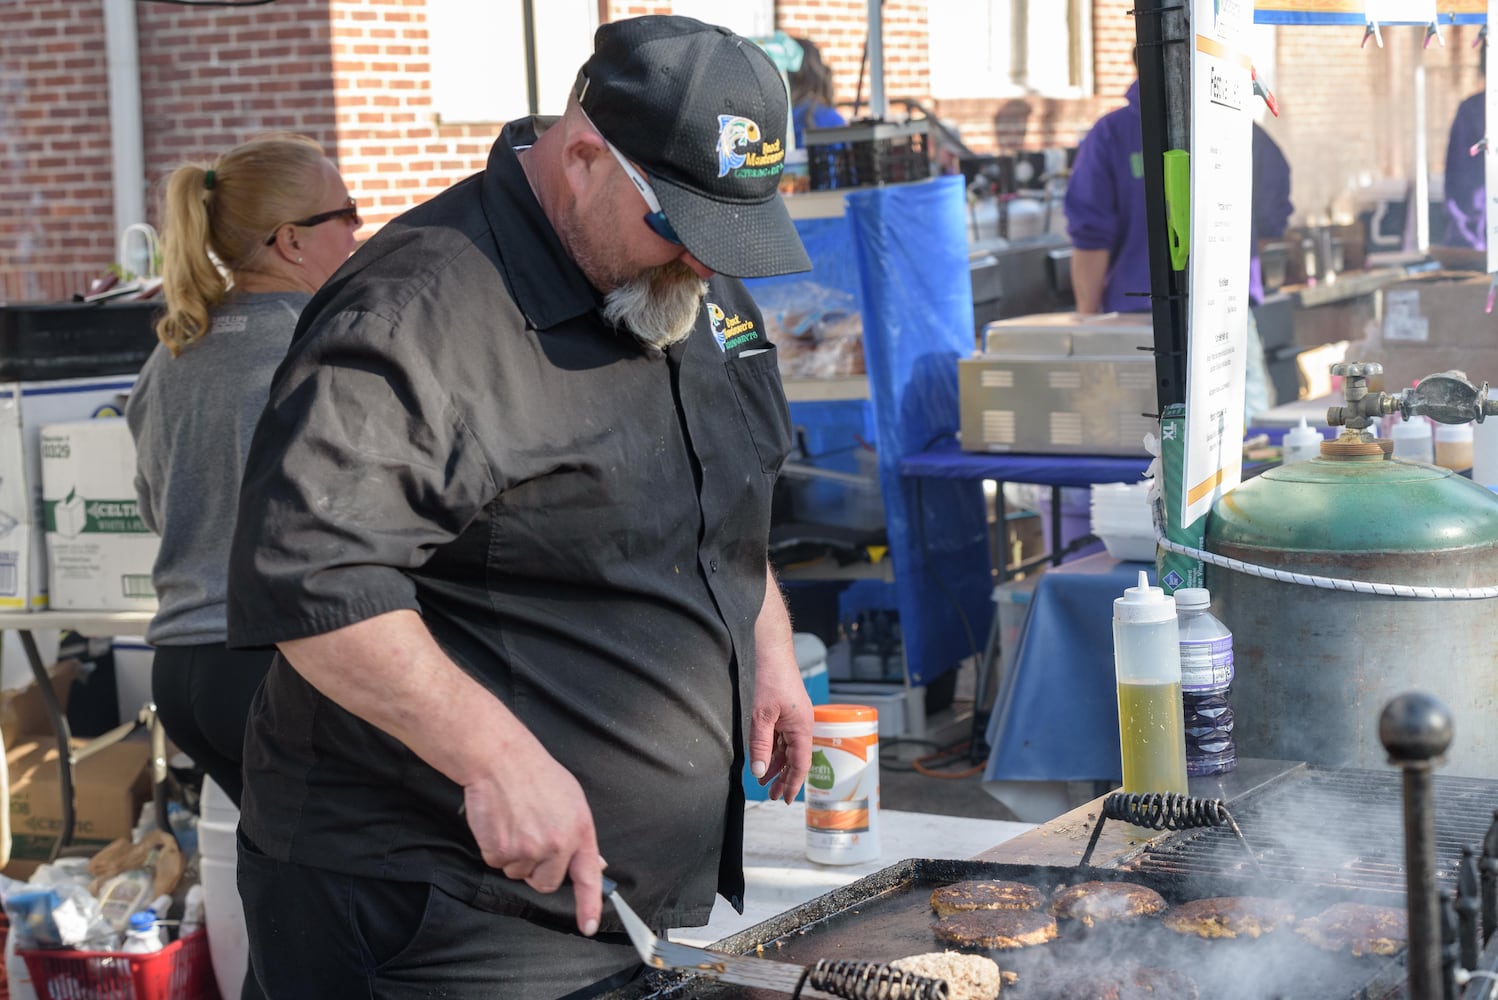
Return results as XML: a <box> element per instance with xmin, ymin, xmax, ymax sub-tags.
<box><xmin>127</xmin><ymin>291</ymin><xmax>307</xmax><ymax>644</ymax></box>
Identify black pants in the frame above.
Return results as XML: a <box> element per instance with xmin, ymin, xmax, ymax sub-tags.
<box><xmin>151</xmin><ymin>642</ymin><xmax>274</xmax><ymax>808</ymax></box>
<box><xmin>237</xmin><ymin>831</ymin><xmax>645</xmax><ymax>999</ymax></box>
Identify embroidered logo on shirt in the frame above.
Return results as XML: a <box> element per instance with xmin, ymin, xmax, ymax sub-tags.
<box><xmin>717</xmin><ymin>115</ymin><xmax>784</xmax><ymax>180</ymax></box>
<box><xmin>705</xmin><ymin>300</ymin><xmax>761</xmax><ymax>354</ymax></box>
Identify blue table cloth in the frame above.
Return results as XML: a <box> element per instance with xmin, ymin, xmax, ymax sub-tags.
<box><xmin>983</xmin><ymin>552</ymin><xmax>1152</xmax><ymax>784</ymax></box>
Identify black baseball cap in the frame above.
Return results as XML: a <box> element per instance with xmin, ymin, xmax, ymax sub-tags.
<box><xmin>577</xmin><ymin>15</ymin><xmax>811</xmax><ymax>279</ymax></box>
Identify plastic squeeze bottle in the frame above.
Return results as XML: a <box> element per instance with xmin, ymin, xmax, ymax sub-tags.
<box><xmin>1112</xmin><ymin>570</ymin><xmax>1189</xmax><ymax>796</ymax></box>
<box><xmin>120</xmin><ymin>910</ymin><xmax>163</xmax><ymax>954</ymax></box>
<box><xmin>1281</xmin><ymin>417</ymin><xmax>1322</xmax><ymax>465</ymax></box>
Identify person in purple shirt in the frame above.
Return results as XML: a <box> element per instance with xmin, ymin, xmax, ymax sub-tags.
<box><xmin>1064</xmin><ymin>76</ymin><xmax>1292</xmax><ymax>418</ymax></box>
<box><xmin>1442</xmin><ymin>48</ymin><xmax>1485</xmax><ymax>251</ymax></box>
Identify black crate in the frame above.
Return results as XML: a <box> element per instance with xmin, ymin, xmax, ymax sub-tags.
<box><xmin>0</xmin><ymin>300</ymin><xmax>161</xmax><ymax>381</ymax></box>
<box><xmin>804</xmin><ymin>119</ymin><xmax>931</xmax><ymax>191</ymax></box>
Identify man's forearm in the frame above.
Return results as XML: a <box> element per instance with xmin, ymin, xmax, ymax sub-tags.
<box><xmin>277</xmin><ymin>609</ymin><xmax>529</xmax><ymax>788</ymax></box>
<box><xmin>1070</xmin><ymin>247</ymin><xmax>1110</xmax><ymax>314</ymax></box>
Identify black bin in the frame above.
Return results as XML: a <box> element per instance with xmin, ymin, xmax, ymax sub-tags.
<box><xmin>0</xmin><ymin>300</ymin><xmax>161</xmax><ymax>381</ymax></box>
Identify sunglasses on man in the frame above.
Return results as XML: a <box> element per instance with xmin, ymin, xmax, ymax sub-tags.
<box><xmin>575</xmin><ymin>106</ymin><xmax>683</xmax><ymax>246</ymax></box>
<box><xmin>264</xmin><ymin>198</ymin><xmax>361</xmax><ymax>246</ymax></box>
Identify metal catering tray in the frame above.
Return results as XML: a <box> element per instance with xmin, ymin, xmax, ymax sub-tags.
<box><xmin>599</xmin><ymin>859</ymin><xmax>1408</xmax><ymax>1000</ymax></box>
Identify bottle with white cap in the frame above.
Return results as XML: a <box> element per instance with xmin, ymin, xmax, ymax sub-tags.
<box><xmin>1281</xmin><ymin>417</ymin><xmax>1322</xmax><ymax>465</ymax></box>
<box><xmin>1112</xmin><ymin>570</ymin><xmax>1188</xmax><ymax>796</ymax></box>
<box><xmin>1391</xmin><ymin>416</ymin><xmax>1435</xmax><ymax>464</ymax></box>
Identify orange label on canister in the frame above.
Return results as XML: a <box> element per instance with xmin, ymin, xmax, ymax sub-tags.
<box><xmin>811</xmin><ymin>732</ymin><xmax>878</xmax><ymax>762</ymax></box>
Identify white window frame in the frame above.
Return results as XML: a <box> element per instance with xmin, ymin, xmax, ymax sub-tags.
<box><xmin>927</xmin><ymin>0</ymin><xmax>1094</xmax><ymax>100</ymax></box>
<box><xmin>427</xmin><ymin>0</ymin><xmax>598</xmax><ymax>124</ymax></box>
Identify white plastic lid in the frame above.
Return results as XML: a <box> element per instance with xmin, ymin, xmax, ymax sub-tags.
<box><xmin>1114</xmin><ymin>570</ymin><xmax>1175</xmax><ymax>623</ymax></box>
<box><xmin>1284</xmin><ymin>416</ymin><xmax>1321</xmax><ymax>448</ymax></box>
<box><xmin>1391</xmin><ymin>417</ymin><xmax>1431</xmax><ymax>440</ymax></box>
<box><xmin>1173</xmin><ymin>587</ymin><xmax>1211</xmax><ymax>611</ymax></box>
<box><xmin>1436</xmin><ymin>421</ymin><xmax>1474</xmax><ymax>442</ymax></box>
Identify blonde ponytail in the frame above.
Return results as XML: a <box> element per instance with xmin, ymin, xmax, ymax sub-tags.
<box><xmin>154</xmin><ymin>133</ymin><xmax>329</xmax><ymax>356</ymax></box>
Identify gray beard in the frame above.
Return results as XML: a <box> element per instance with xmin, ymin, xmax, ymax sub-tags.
<box><xmin>601</xmin><ymin>263</ymin><xmax>708</xmax><ymax>352</ymax></box>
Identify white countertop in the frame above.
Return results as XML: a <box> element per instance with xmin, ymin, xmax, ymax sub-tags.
<box><xmin>668</xmin><ymin>801</ymin><xmax>1033</xmax><ymax>946</ymax></box>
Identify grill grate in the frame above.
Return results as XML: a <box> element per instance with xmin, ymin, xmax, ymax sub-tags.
<box><xmin>1115</xmin><ymin>767</ymin><xmax>1498</xmax><ymax>895</ymax></box>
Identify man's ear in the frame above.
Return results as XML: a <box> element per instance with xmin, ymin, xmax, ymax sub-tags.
<box><xmin>561</xmin><ymin>127</ymin><xmax>611</xmax><ymax>200</ymax></box>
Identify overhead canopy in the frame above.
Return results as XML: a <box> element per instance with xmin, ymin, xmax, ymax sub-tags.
<box><xmin>1254</xmin><ymin>1</ymin><xmax>1485</xmax><ymax>26</ymax></box>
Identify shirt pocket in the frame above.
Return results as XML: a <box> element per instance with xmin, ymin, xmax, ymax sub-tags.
<box><xmin>724</xmin><ymin>345</ymin><xmax>793</xmax><ymax>476</ymax></box>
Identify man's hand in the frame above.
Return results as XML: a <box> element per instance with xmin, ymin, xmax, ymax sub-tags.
<box><xmin>461</xmin><ymin>739</ymin><xmax>605</xmax><ymax>936</ymax></box>
<box><xmin>746</xmin><ymin>569</ymin><xmax>814</xmax><ymax>803</ymax></box>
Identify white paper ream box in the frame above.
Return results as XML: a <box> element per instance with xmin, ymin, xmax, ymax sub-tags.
<box><xmin>40</xmin><ymin>418</ymin><xmax>159</xmax><ymax>612</ymax></box>
<box><xmin>0</xmin><ymin>377</ymin><xmax>135</xmax><ymax>610</ymax></box>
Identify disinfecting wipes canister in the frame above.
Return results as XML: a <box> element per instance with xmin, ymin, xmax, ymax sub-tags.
<box><xmin>805</xmin><ymin>703</ymin><xmax>880</xmax><ymax>865</ymax></box>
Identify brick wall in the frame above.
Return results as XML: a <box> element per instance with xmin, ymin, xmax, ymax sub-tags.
<box><xmin>0</xmin><ymin>0</ymin><xmax>115</xmax><ymax>302</ymax></box>
<box><xmin>1</xmin><ymin>1</ymin><xmax>1490</xmax><ymax>303</ymax></box>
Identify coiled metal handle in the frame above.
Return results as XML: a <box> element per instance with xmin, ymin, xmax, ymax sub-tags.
<box><xmin>795</xmin><ymin>959</ymin><xmax>950</xmax><ymax>1000</ymax></box>
<box><xmin>1102</xmin><ymin>791</ymin><xmax>1232</xmax><ymax>831</ymax></box>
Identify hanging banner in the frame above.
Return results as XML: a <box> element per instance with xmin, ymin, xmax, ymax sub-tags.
<box><xmin>1489</xmin><ymin>0</ymin><xmax>1498</xmax><ymax>272</ymax></box>
<box><xmin>1254</xmin><ymin>0</ymin><xmax>1485</xmax><ymax>24</ymax></box>
<box><xmin>1182</xmin><ymin>0</ymin><xmax>1254</xmax><ymax>525</ymax></box>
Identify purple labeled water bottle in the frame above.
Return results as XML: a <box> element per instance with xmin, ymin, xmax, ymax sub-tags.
<box><xmin>1175</xmin><ymin>587</ymin><xmax>1236</xmax><ymax>776</ymax></box>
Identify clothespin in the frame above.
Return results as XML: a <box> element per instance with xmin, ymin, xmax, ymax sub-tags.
<box><xmin>1476</xmin><ymin>24</ymin><xmax>1489</xmax><ymax>49</ymax></box>
<box><xmin>1486</xmin><ymin>273</ymin><xmax>1497</xmax><ymax>315</ymax></box>
<box><xmin>1252</xmin><ymin>66</ymin><xmax>1279</xmax><ymax>118</ymax></box>
<box><xmin>1362</xmin><ymin>21</ymin><xmax>1384</xmax><ymax>49</ymax></box>
<box><xmin>1424</xmin><ymin>21</ymin><xmax>1445</xmax><ymax>49</ymax></box>
<box><xmin>1470</xmin><ymin>137</ymin><xmax>1489</xmax><ymax>159</ymax></box>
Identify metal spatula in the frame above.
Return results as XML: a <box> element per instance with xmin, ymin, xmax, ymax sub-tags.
<box><xmin>601</xmin><ymin>876</ymin><xmax>950</xmax><ymax>999</ymax></box>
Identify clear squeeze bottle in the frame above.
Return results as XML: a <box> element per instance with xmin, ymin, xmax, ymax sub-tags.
<box><xmin>1175</xmin><ymin>587</ymin><xmax>1237</xmax><ymax>776</ymax></box>
<box><xmin>1113</xmin><ymin>570</ymin><xmax>1189</xmax><ymax>796</ymax></box>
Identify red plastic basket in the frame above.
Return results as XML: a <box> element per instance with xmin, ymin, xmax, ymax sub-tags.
<box><xmin>19</xmin><ymin>928</ymin><xmax>222</xmax><ymax>1000</ymax></box>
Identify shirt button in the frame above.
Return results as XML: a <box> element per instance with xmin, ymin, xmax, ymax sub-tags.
<box><xmin>710</xmin><ymin>560</ymin><xmax>719</xmax><ymax>573</ymax></box>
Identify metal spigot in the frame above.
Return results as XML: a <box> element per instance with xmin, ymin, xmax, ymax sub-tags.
<box><xmin>1326</xmin><ymin>363</ymin><xmax>1498</xmax><ymax>439</ymax></box>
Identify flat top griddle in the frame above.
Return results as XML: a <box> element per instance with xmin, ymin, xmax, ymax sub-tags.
<box><xmin>600</xmin><ymin>859</ymin><xmax>1409</xmax><ymax>1000</ymax></box>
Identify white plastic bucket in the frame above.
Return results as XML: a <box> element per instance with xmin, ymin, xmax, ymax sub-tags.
<box><xmin>199</xmin><ymin>776</ymin><xmax>249</xmax><ymax>999</ymax></box>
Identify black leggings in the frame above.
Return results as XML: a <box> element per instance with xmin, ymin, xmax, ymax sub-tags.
<box><xmin>151</xmin><ymin>642</ymin><xmax>274</xmax><ymax>808</ymax></box>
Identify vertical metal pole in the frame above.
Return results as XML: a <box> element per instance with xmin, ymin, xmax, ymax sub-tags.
<box><xmin>20</xmin><ymin>630</ymin><xmax>76</xmax><ymax>859</ymax></box>
<box><xmin>522</xmin><ymin>0</ymin><xmax>539</xmax><ymax>116</ymax></box>
<box><xmin>1133</xmin><ymin>0</ymin><xmax>1192</xmax><ymax>410</ymax></box>
<box><xmin>868</xmin><ymin>0</ymin><xmax>886</xmax><ymax>121</ymax></box>
<box><xmin>1380</xmin><ymin>692</ymin><xmax>1455</xmax><ymax>1000</ymax></box>
<box><xmin>1413</xmin><ymin>45</ymin><xmax>1431</xmax><ymax>255</ymax></box>
<box><xmin>1481</xmin><ymin>809</ymin><xmax>1498</xmax><ymax>943</ymax></box>
<box><xmin>1459</xmin><ymin>845</ymin><xmax>1482</xmax><ymax>971</ymax></box>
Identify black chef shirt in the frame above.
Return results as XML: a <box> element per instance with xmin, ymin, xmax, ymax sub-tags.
<box><xmin>226</xmin><ymin>117</ymin><xmax>794</xmax><ymax>932</ymax></box>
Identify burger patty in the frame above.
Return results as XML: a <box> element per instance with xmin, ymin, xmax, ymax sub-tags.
<box><xmin>889</xmin><ymin>951</ymin><xmax>1002</xmax><ymax>1000</ymax></box>
<box><xmin>1161</xmin><ymin>896</ymin><xmax>1296</xmax><ymax>939</ymax></box>
<box><xmin>932</xmin><ymin>909</ymin><xmax>1059</xmax><ymax>950</ymax></box>
<box><xmin>1029</xmin><ymin>966</ymin><xmax>1199</xmax><ymax>1000</ymax></box>
<box><xmin>1049</xmin><ymin>881</ymin><xmax>1168</xmax><ymax>926</ymax></box>
<box><xmin>1295</xmin><ymin>902</ymin><xmax>1408</xmax><ymax>957</ymax></box>
<box><xmin>930</xmin><ymin>879</ymin><xmax>1046</xmax><ymax>918</ymax></box>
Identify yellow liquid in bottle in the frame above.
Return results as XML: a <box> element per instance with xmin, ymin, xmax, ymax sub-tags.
<box><xmin>1116</xmin><ymin>679</ymin><xmax>1189</xmax><ymax>796</ymax></box>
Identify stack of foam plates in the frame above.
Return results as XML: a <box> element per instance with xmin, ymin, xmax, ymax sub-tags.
<box><xmin>1090</xmin><ymin>481</ymin><xmax>1155</xmax><ymax>562</ymax></box>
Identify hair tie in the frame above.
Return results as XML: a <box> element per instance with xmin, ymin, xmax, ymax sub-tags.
<box><xmin>203</xmin><ymin>169</ymin><xmax>216</xmax><ymax>191</ymax></box>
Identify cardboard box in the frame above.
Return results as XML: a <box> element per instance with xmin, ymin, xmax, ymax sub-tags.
<box><xmin>0</xmin><ymin>658</ymin><xmax>77</xmax><ymax>748</ymax></box>
<box><xmin>1360</xmin><ymin>273</ymin><xmax>1498</xmax><ymax>391</ymax></box>
<box><xmin>0</xmin><ymin>377</ymin><xmax>137</xmax><ymax>610</ymax></box>
<box><xmin>4</xmin><ymin>736</ymin><xmax>151</xmax><ymax>867</ymax></box>
<box><xmin>40</xmin><ymin>418</ymin><xmax>158</xmax><ymax>612</ymax></box>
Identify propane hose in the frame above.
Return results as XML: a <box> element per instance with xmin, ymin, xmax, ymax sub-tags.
<box><xmin>1149</xmin><ymin>498</ymin><xmax>1498</xmax><ymax>601</ymax></box>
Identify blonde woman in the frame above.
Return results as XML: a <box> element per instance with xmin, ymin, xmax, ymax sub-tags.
<box><xmin>126</xmin><ymin>134</ymin><xmax>360</xmax><ymax>812</ymax></box>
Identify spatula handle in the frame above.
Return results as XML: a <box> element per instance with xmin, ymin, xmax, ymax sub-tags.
<box><xmin>600</xmin><ymin>876</ymin><xmax>617</xmax><ymax>896</ymax></box>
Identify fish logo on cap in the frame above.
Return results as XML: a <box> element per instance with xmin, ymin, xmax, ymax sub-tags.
<box><xmin>717</xmin><ymin>115</ymin><xmax>762</xmax><ymax>178</ymax></box>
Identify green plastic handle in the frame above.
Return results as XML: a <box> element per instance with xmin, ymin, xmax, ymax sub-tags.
<box><xmin>1163</xmin><ymin>149</ymin><xmax>1190</xmax><ymax>271</ymax></box>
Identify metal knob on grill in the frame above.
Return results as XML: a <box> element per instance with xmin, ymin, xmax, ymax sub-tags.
<box><xmin>1380</xmin><ymin>691</ymin><xmax>1454</xmax><ymax>1000</ymax></box>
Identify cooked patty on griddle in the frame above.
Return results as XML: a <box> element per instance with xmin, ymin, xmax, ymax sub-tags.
<box><xmin>890</xmin><ymin>951</ymin><xmax>1002</xmax><ymax>1000</ymax></box>
<box><xmin>1030</xmin><ymin>966</ymin><xmax>1199</xmax><ymax>1000</ymax></box>
<box><xmin>1049</xmin><ymin>880</ymin><xmax>1168</xmax><ymax>925</ymax></box>
<box><xmin>1295</xmin><ymin>901</ymin><xmax>1407</xmax><ymax>957</ymax></box>
<box><xmin>930</xmin><ymin>879</ymin><xmax>1046</xmax><ymax>917</ymax></box>
<box><xmin>1160</xmin><ymin>896</ymin><xmax>1295</xmax><ymax>939</ymax></box>
<box><xmin>932</xmin><ymin>908</ymin><xmax>1058</xmax><ymax>950</ymax></box>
